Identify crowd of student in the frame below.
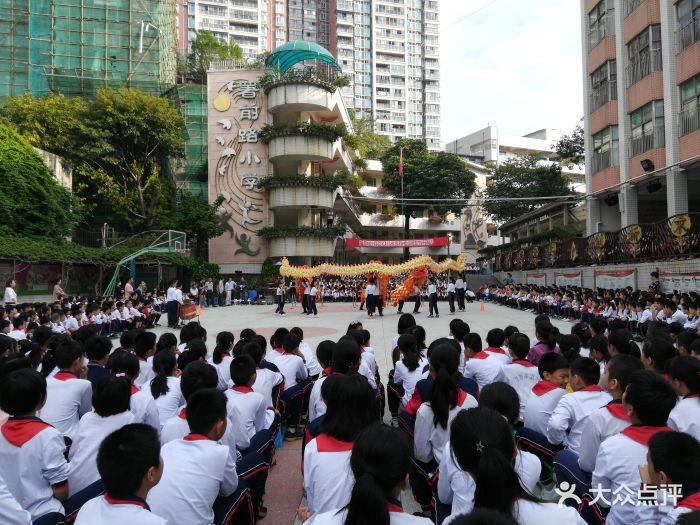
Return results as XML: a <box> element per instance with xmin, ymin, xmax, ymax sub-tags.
<box><xmin>1</xmin><ymin>289</ymin><xmax>700</xmax><ymax>525</ymax></box>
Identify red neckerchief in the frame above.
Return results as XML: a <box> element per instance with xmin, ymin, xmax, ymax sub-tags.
<box><xmin>274</xmin><ymin>348</ymin><xmax>285</xmax><ymax>354</ymax></box>
<box><xmin>662</xmin><ymin>373</ymin><xmax>671</xmax><ymax>382</ymax></box>
<box><xmin>178</xmin><ymin>408</ymin><xmax>187</xmax><ymax>419</ymax></box>
<box><xmin>104</xmin><ymin>494</ymin><xmax>150</xmax><ymax>510</ymax></box>
<box><xmin>485</xmin><ymin>347</ymin><xmax>506</xmax><ymax>355</ymax></box>
<box><xmin>130</xmin><ymin>385</ymin><xmax>139</xmax><ymax>396</ymax></box>
<box><xmin>322</xmin><ymin>367</ymin><xmax>332</xmax><ymax>376</ymax></box>
<box><xmin>579</xmin><ymin>385</ymin><xmax>603</xmax><ymax>392</ymax></box>
<box><xmin>137</xmin><ymin>356</ymin><xmax>147</xmax><ymax>362</ymax></box>
<box><xmin>221</xmin><ymin>353</ymin><xmax>231</xmax><ymax>358</ymax></box>
<box><xmin>513</xmin><ymin>359</ymin><xmax>535</xmax><ymax>367</ymax></box>
<box><xmin>456</xmin><ymin>389</ymin><xmax>468</xmax><ymax>406</ymax></box>
<box><xmin>684</xmin><ymin>393</ymin><xmax>700</xmax><ymax>399</ymax></box>
<box><xmin>387</xmin><ymin>498</ymin><xmax>403</xmax><ymax>513</ymax></box>
<box><xmin>183</xmin><ymin>433</ymin><xmax>210</xmax><ymax>441</ymax></box>
<box><xmin>54</xmin><ymin>371</ymin><xmax>77</xmax><ymax>381</ymax></box>
<box><xmin>316</xmin><ymin>434</ymin><xmax>353</xmax><ymax>452</ymax></box>
<box><xmin>621</xmin><ymin>425</ymin><xmax>674</xmax><ymax>446</ymax></box>
<box><xmin>1</xmin><ymin>417</ymin><xmax>52</xmax><ymax>447</ymax></box>
<box><xmin>232</xmin><ymin>386</ymin><xmax>254</xmax><ymax>394</ymax></box>
<box><xmin>471</xmin><ymin>351</ymin><xmax>490</xmax><ymax>360</ymax></box>
<box><xmin>532</xmin><ymin>380</ymin><xmax>561</xmax><ymax>396</ymax></box>
<box><xmin>605</xmin><ymin>400</ymin><xmax>631</xmax><ymax>422</ymax></box>
<box><xmin>676</xmin><ymin>491</ymin><xmax>700</xmax><ymax>510</ymax></box>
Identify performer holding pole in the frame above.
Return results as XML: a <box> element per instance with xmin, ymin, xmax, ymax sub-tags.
<box><xmin>275</xmin><ymin>278</ymin><xmax>286</xmax><ymax>316</ymax></box>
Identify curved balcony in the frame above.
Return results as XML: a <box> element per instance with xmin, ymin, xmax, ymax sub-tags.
<box><xmin>268</xmin><ymin>186</ymin><xmax>335</xmax><ymax>209</ymax></box>
<box><xmin>269</xmin><ymin>236</ymin><xmax>336</xmax><ymax>258</ymax></box>
<box><xmin>267</xmin><ymin>83</ymin><xmax>337</xmax><ymax>113</ymax></box>
<box><xmin>268</xmin><ymin>135</ymin><xmax>335</xmax><ymax>161</ymax></box>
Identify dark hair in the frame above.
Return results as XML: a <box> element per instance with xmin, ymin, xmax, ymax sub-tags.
<box><xmin>156</xmin><ymin>332</ymin><xmax>178</xmax><ymax>354</ymax></box>
<box><xmin>360</xmin><ymin>329</ymin><xmax>371</xmax><ymax>346</ymax></box>
<box><xmin>347</xmin><ymin>321</ymin><xmax>363</xmax><ymax>333</ymax></box>
<box><xmin>93</xmin><ymin>374</ymin><xmax>131</xmax><ymax>417</ymax></box>
<box><xmin>315</xmin><ymin>340</ymin><xmax>336</xmax><ymax>369</ymax></box>
<box><xmin>332</xmin><ymin>336</ymin><xmax>361</xmax><ymax>373</ymax></box>
<box><xmin>397</xmin><ymin>334</ymin><xmax>420</xmax><ymax>372</ymax></box>
<box><xmin>27</xmin><ymin>326</ymin><xmax>53</xmax><ymax>369</ymax></box>
<box><xmin>537</xmin><ymin>352</ymin><xmax>570</xmax><ymax>379</ymax></box>
<box><xmin>97</xmin><ymin>424</ymin><xmax>161</xmax><ymax>496</ymax></box>
<box><xmin>508</xmin><ymin>333</ymin><xmax>530</xmax><ymax>360</ymax></box>
<box><xmin>558</xmin><ymin>335</ymin><xmax>581</xmax><ymax>363</ymax></box>
<box><xmin>590</xmin><ymin>318</ymin><xmax>608</xmax><ymax>336</ymax></box>
<box><xmin>179</xmin><ymin>321</ymin><xmax>205</xmax><ymax>345</ymax></box>
<box><xmin>445</xmin><ymin>509</ymin><xmax>518</xmax><ymax>525</ymax></box>
<box><xmin>180</xmin><ymin>361</ymin><xmax>218</xmax><ymax>401</ymax></box>
<box><xmin>251</xmin><ymin>334</ymin><xmax>267</xmax><ymax>354</ymax></box>
<box><xmin>486</xmin><ymin>328</ymin><xmax>506</xmax><ymax>349</ymax></box>
<box><xmin>133</xmin><ymin>330</ymin><xmax>156</xmax><ymax>359</ymax></box>
<box><xmin>241</xmin><ymin>342</ymin><xmax>263</xmax><ymax>365</ymax></box>
<box><xmin>213</xmin><ymin>331</ymin><xmax>235</xmax><ymax>365</ymax></box>
<box><xmin>463</xmin><ymin>332</ymin><xmax>483</xmax><ymax>354</ymax></box>
<box><xmin>119</xmin><ymin>330</ymin><xmax>137</xmax><ymax>351</ymax></box>
<box><xmin>429</xmin><ymin>344</ymin><xmax>460</xmax><ymax>429</ymax></box>
<box><xmin>677</xmin><ymin>331</ymin><xmax>699</xmax><ymax>353</ymax></box>
<box><xmin>320</xmin><ymin>374</ymin><xmax>376</xmax><ymax>442</ymax></box>
<box><xmin>669</xmin><ymin>356</ymin><xmax>700</xmax><ymax>394</ymax></box>
<box><xmin>0</xmin><ymin>368</ymin><xmax>46</xmax><ymax>415</ymax></box>
<box><xmin>290</xmin><ymin>326</ymin><xmax>304</xmax><ymax>340</ymax></box>
<box><xmin>185</xmin><ymin>338</ymin><xmax>207</xmax><ymax>360</ymax></box>
<box><xmin>535</xmin><ymin>321</ymin><xmax>557</xmax><ymax>350</ymax></box>
<box><xmin>648</xmin><ymin>431</ymin><xmax>700</xmax><ymax>494</ymax></box>
<box><xmin>589</xmin><ymin>334</ymin><xmax>610</xmax><ymax>361</ymax></box>
<box><xmin>625</xmin><ymin>370</ymin><xmax>677</xmax><ymax>426</ymax></box>
<box><xmin>503</xmin><ymin>325</ymin><xmax>519</xmax><ymax>341</ymax></box>
<box><xmin>271</xmin><ymin>327</ymin><xmax>289</xmax><ymax>349</ymax></box>
<box><xmin>85</xmin><ymin>336</ymin><xmax>113</xmax><ymax>362</ymax></box>
<box><xmin>344</xmin><ymin>424</ymin><xmax>412</xmax><ymax>525</ymax></box>
<box><xmin>608</xmin><ymin>329</ymin><xmax>632</xmax><ymax>355</ymax></box>
<box><xmin>186</xmin><ymin>388</ymin><xmax>227</xmax><ymax>436</ymax></box>
<box><xmin>397</xmin><ymin>313</ymin><xmax>416</xmax><ymax>335</ymax></box>
<box><xmin>177</xmin><ymin>349</ymin><xmax>201</xmax><ymax>371</ymax></box>
<box><xmin>55</xmin><ymin>340</ymin><xmax>83</xmax><ymax>370</ymax></box>
<box><xmin>571</xmin><ymin>323</ymin><xmax>592</xmax><ymax>347</ymax></box>
<box><xmin>450</xmin><ymin>319</ymin><xmax>469</xmax><ymax>341</ymax></box>
<box><xmin>641</xmin><ymin>338</ymin><xmax>677</xmax><ymax>373</ymax></box>
<box><xmin>150</xmin><ymin>350</ymin><xmax>177</xmax><ymax>399</ymax></box>
<box><xmin>346</xmin><ymin>329</ymin><xmax>364</xmax><ymax>348</ymax></box>
<box><xmin>407</xmin><ymin>325</ymin><xmax>426</xmax><ymax>350</ymax></box>
<box><xmin>606</xmin><ymin>354</ymin><xmax>644</xmax><ymax>392</ymax></box>
<box><xmin>479</xmin><ymin>382</ymin><xmax>520</xmax><ymax>425</ymax></box>
<box><xmin>230</xmin><ymin>354</ymin><xmax>256</xmax><ymax>386</ymax></box>
<box><xmin>534</xmin><ymin>314</ymin><xmax>550</xmax><ymax>324</ymax></box>
<box><xmin>570</xmin><ymin>357</ymin><xmax>600</xmax><ymax>386</ymax></box>
<box><xmin>282</xmin><ymin>333</ymin><xmax>300</xmax><ymax>354</ymax></box>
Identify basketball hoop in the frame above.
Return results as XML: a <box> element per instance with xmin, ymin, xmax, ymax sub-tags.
<box><xmin>175</xmin><ymin>248</ymin><xmax>191</xmax><ymax>257</ymax></box>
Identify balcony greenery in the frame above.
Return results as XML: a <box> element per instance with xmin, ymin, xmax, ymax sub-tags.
<box><xmin>257</xmin><ymin>223</ymin><xmax>347</xmax><ymax>239</ymax></box>
<box><xmin>256</xmin><ymin>172</ymin><xmax>352</xmax><ymax>191</ymax></box>
<box><xmin>257</xmin><ymin>66</ymin><xmax>350</xmax><ymax>94</ymax></box>
<box><xmin>258</xmin><ymin>121</ymin><xmax>349</xmax><ymax>144</ymax></box>
<box><xmin>477</xmin><ymin>223</ymin><xmax>584</xmax><ymax>259</ymax></box>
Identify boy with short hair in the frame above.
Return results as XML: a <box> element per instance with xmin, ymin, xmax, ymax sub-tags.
<box><xmin>495</xmin><ymin>332</ymin><xmax>539</xmax><ymax>418</ymax></box>
<box><xmin>8</xmin><ymin>316</ymin><xmax>26</xmax><ymax>341</ymax></box>
<box><xmin>147</xmin><ymin>389</ymin><xmax>238</xmax><ymax>525</ymax></box>
<box><xmin>0</xmin><ymin>369</ymin><xmax>71</xmax><ymax>521</ymax></box>
<box><xmin>133</xmin><ymin>330</ymin><xmax>157</xmax><ymax>389</ymax></box>
<box><xmin>74</xmin><ymin>424</ymin><xmax>166</xmax><ymax>524</ymax></box>
<box><xmin>522</xmin><ymin>352</ymin><xmax>570</xmax><ymax>436</ymax></box>
<box><xmin>464</xmin><ymin>328</ymin><xmax>511</xmax><ymax>390</ymax></box>
<box><xmin>85</xmin><ymin>335</ymin><xmax>112</xmax><ymax>390</ymax></box>
<box><xmin>225</xmin><ymin>355</ymin><xmax>267</xmax><ymax>452</ymax></box>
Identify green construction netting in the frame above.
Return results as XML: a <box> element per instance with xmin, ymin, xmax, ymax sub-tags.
<box><xmin>266</xmin><ymin>40</ymin><xmax>341</xmax><ymax>75</ymax></box>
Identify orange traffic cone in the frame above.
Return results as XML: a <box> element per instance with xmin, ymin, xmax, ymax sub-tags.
<box><xmin>480</xmin><ymin>301</ymin><xmax>485</xmax><ymax>312</ymax></box>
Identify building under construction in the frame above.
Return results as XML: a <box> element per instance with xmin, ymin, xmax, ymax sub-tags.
<box><xmin>0</xmin><ymin>0</ymin><xmax>178</xmax><ymax>101</ymax></box>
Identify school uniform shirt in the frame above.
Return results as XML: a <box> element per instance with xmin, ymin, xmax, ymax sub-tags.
<box><xmin>669</xmin><ymin>309</ymin><xmax>688</xmax><ymax>325</ymax></box>
<box><xmin>592</xmin><ymin>425</ymin><xmax>674</xmax><ymax>525</ymax></box>
<box><xmin>160</xmin><ymin>407</ymin><xmax>239</xmax><ymax>464</ymax></box>
<box><xmin>3</xmin><ymin>287</ymin><xmax>17</xmax><ymax>304</ymax></box>
<box><xmin>414</xmin><ymin>392</ymin><xmax>478</xmax><ymax>464</ymax></box>
<box><xmin>438</xmin><ymin>441</ymin><xmax>540</xmax><ymax>522</ymax></box>
<box><xmin>667</xmin><ymin>394</ymin><xmax>700</xmax><ymax>441</ymax></box>
<box><xmin>511</xmin><ymin>499</ymin><xmax>587</xmax><ymax>525</ymax></box>
<box><xmin>464</xmin><ymin>347</ymin><xmax>512</xmax><ymax>391</ymax></box>
<box><xmin>130</xmin><ymin>385</ymin><xmax>161</xmax><ymax>431</ymax></box>
<box><xmin>252</xmin><ymin>366</ymin><xmax>284</xmax><ymax>426</ymax></box>
<box><xmin>8</xmin><ymin>329</ymin><xmax>26</xmax><ymax>341</ymax></box>
<box><xmin>134</xmin><ymin>357</ymin><xmax>155</xmax><ymax>389</ymax></box>
<box><xmin>522</xmin><ymin>381</ymin><xmax>567</xmax><ymax>436</ymax></box>
<box><xmin>299</xmin><ymin>340</ymin><xmax>323</xmax><ymax>377</ymax></box>
<box><xmin>447</xmin><ymin>283</ymin><xmax>455</xmax><ymax>293</ymax></box>
<box><xmin>359</xmin><ymin>349</ymin><xmax>377</xmax><ymax>390</ymax></box>
<box><xmin>428</xmin><ymin>284</ymin><xmax>437</xmax><ymax>295</ymax></box>
<box><xmin>494</xmin><ymin>359</ymin><xmax>540</xmax><ymax>419</ymax></box>
<box><xmin>393</xmin><ymin>357</ymin><xmax>429</xmax><ymax>405</ymax></box>
<box><xmin>150</xmin><ymin>376</ymin><xmax>185</xmax><ymax>428</ymax></box>
<box><xmin>304</xmin><ymin>501</ymin><xmax>432</xmax><ymax>525</ymax></box>
<box><xmin>308</xmin><ymin>375</ymin><xmax>330</xmax><ymax>422</ymax></box>
<box><xmin>224</xmin><ymin>386</ymin><xmax>267</xmax><ymax>450</ymax></box>
<box><xmin>208</xmin><ymin>354</ymin><xmax>234</xmax><ymax>390</ymax></box>
<box><xmin>684</xmin><ymin>316</ymin><xmax>700</xmax><ymax>330</ymax></box>
<box><xmin>649</xmin><ymin>490</ymin><xmax>700</xmax><ymax>525</ymax></box>
<box><xmin>577</xmin><ymin>400</ymin><xmax>632</xmax><ymax>473</ymax></box>
<box><xmin>147</xmin><ymin>435</ymin><xmax>238</xmax><ymax>525</ymax></box>
<box><xmin>68</xmin><ymin>410</ymin><xmax>136</xmax><ymax>495</ymax></box>
<box><xmin>265</xmin><ymin>349</ymin><xmax>308</xmax><ymax>388</ymax></box>
<box><xmin>75</xmin><ymin>494</ymin><xmax>168</xmax><ymax>525</ymax></box>
<box><xmin>304</xmin><ymin>434</ymin><xmax>354</xmax><ymax>514</ymax></box>
<box><xmin>0</xmin><ymin>416</ymin><xmax>70</xmax><ymax>520</ymax></box>
<box><xmin>546</xmin><ymin>386</ymin><xmax>612</xmax><ymax>454</ymax></box>
<box><xmin>0</xmin><ymin>472</ymin><xmax>31</xmax><ymax>525</ymax></box>
<box><xmin>39</xmin><ymin>371</ymin><xmax>93</xmax><ymax>440</ymax></box>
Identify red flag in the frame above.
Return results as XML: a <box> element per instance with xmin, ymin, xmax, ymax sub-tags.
<box><xmin>398</xmin><ymin>147</ymin><xmax>403</xmax><ymax>177</ymax></box>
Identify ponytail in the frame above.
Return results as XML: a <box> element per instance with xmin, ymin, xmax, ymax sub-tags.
<box><xmin>151</xmin><ymin>350</ymin><xmax>176</xmax><ymax>399</ymax></box>
<box><xmin>345</xmin><ymin>472</ymin><xmax>389</xmax><ymax>525</ymax></box>
<box><xmin>213</xmin><ymin>331</ymin><xmax>235</xmax><ymax>365</ymax></box>
<box><xmin>397</xmin><ymin>334</ymin><xmax>419</xmax><ymax>372</ymax></box>
<box><xmin>536</xmin><ymin>321</ymin><xmax>557</xmax><ymax>350</ymax></box>
<box><xmin>428</xmin><ymin>344</ymin><xmax>459</xmax><ymax>429</ymax></box>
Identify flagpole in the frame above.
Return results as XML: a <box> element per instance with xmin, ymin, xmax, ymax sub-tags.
<box><xmin>400</xmin><ymin>146</ymin><xmax>407</xmax><ymax>262</ymax></box>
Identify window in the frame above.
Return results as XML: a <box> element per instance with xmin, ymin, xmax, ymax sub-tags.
<box><xmin>680</xmin><ymin>74</ymin><xmax>700</xmax><ymax>135</ymax></box>
<box><xmin>630</xmin><ymin>101</ymin><xmax>665</xmax><ymax>156</ymax></box>
<box><xmin>588</xmin><ymin>0</ymin><xmax>614</xmax><ymax>50</ymax></box>
<box><xmin>677</xmin><ymin>0</ymin><xmax>700</xmax><ymax>52</ymax></box>
<box><xmin>626</xmin><ymin>25</ymin><xmax>662</xmax><ymax>87</ymax></box>
<box><xmin>590</xmin><ymin>60</ymin><xmax>617</xmax><ymax>111</ymax></box>
<box><xmin>591</xmin><ymin>126</ymin><xmax>619</xmax><ymax>173</ymax></box>
<box><xmin>364</xmin><ymin>176</ymin><xmax>377</xmax><ymax>187</ymax></box>
<box><xmin>625</xmin><ymin>0</ymin><xmax>645</xmax><ymax>17</ymax></box>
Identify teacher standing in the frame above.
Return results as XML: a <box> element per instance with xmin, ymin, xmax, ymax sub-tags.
<box><xmin>3</xmin><ymin>279</ymin><xmax>17</xmax><ymax>305</ymax></box>
<box><xmin>166</xmin><ymin>279</ymin><xmax>180</xmax><ymax>328</ymax></box>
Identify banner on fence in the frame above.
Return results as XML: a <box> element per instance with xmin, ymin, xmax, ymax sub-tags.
<box><xmin>345</xmin><ymin>237</ymin><xmax>448</xmax><ymax>249</ymax></box>
<box><xmin>526</xmin><ymin>272</ymin><xmax>547</xmax><ymax>286</ymax></box>
<box><xmin>554</xmin><ymin>271</ymin><xmax>583</xmax><ymax>287</ymax></box>
<box><xmin>659</xmin><ymin>270</ymin><xmax>700</xmax><ymax>293</ymax></box>
<box><xmin>594</xmin><ymin>269</ymin><xmax>636</xmax><ymax>290</ymax></box>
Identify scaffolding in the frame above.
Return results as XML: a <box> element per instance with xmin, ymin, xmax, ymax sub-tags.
<box><xmin>174</xmin><ymin>83</ymin><xmax>208</xmax><ymax>198</ymax></box>
<box><xmin>0</xmin><ymin>0</ymin><xmax>178</xmax><ymax>101</ymax></box>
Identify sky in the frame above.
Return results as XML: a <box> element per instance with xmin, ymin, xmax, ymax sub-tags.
<box><xmin>439</xmin><ymin>0</ymin><xmax>584</xmax><ymax>144</ymax></box>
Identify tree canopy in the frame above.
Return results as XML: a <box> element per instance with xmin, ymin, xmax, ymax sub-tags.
<box><xmin>483</xmin><ymin>155</ymin><xmax>572</xmax><ymax>224</ymax></box>
<box><xmin>172</xmin><ymin>193</ymin><xmax>225</xmax><ymax>258</ymax></box>
<box><xmin>553</xmin><ymin>120</ymin><xmax>584</xmax><ymax>167</ymax></box>
<box><xmin>348</xmin><ymin>109</ymin><xmax>391</xmax><ymax>160</ymax></box>
<box><xmin>0</xmin><ymin>122</ymin><xmax>76</xmax><ymax>238</ymax></box>
<box><xmin>187</xmin><ymin>30</ymin><xmax>243</xmax><ymax>83</ymax></box>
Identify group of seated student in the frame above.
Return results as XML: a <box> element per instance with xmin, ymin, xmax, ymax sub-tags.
<box><xmin>2</xmin><ymin>310</ymin><xmax>700</xmax><ymax>525</ymax></box>
<box><xmin>2</xmin><ymin>296</ymin><xmax>162</xmax><ymax>342</ymax></box>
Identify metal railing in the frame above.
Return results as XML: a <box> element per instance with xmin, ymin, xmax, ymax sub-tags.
<box><xmin>590</xmin><ymin>80</ymin><xmax>618</xmax><ymax>111</ymax></box>
<box><xmin>680</xmin><ymin>103</ymin><xmax>700</xmax><ymax>136</ymax></box>
<box><xmin>677</xmin><ymin>16</ymin><xmax>700</xmax><ymax>53</ymax></box>
<box><xmin>588</xmin><ymin>15</ymin><xmax>615</xmax><ymax>50</ymax></box>
<box><xmin>626</xmin><ymin>49</ymin><xmax>662</xmax><ymax>87</ymax></box>
<box><xmin>591</xmin><ymin>148</ymin><xmax>619</xmax><ymax>173</ymax></box>
<box><xmin>629</xmin><ymin>128</ymin><xmax>664</xmax><ymax>157</ymax></box>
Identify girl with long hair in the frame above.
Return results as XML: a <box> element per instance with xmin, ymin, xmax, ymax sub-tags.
<box><xmin>150</xmin><ymin>350</ymin><xmax>183</xmax><ymax>427</ymax></box>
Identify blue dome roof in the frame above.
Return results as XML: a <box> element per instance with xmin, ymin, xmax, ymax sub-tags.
<box><xmin>266</xmin><ymin>41</ymin><xmax>342</xmax><ymax>74</ymax></box>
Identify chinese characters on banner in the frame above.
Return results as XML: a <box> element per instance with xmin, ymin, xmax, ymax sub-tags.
<box><xmin>208</xmin><ymin>71</ymin><xmax>269</xmax><ymax>268</ymax></box>
<box><xmin>554</xmin><ymin>271</ymin><xmax>583</xmax><ymax>287</ymax></box>
<box><xmin>659</xmin><ymin>270</ymin><xmax>700</xmax><ymax>293</ymax></box>
<box><xmin>594</xmin><ymin>269</ymin><xmax>636</xmax><ymax>290</ymax></box>
<box><xmin>526</xmin><ymin>272</ymin><xmax>547</xmax><ymax>286</ymax></box>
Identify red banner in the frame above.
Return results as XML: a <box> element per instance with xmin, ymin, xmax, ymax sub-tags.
<box><xmin>345</xmin><ymin>237</ymin><xmax>449</xmax><ymax>249</ymax></box>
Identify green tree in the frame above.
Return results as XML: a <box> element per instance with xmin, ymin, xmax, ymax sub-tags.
<box><xmin>0</xmin><ymin>122</ymin><xmax>76</xmax><ymax>237</ymax></box>
<box><xmin>381</xmin><ymin>139</ymin><xmax>477</xmax><ymax>260</ymax></box>
<box><xmin>172</xmin><ymin>193</ymin><xmax>225</xmax><ymax>257</ymax></box>
<box><xmin>484</xmin><ymin>155</ymin><xmax>572</xmax><ymax>224</ymax></box>
<box><xmin>553</xmin><ymin>120</ymin><xmax>585</xmax><ymax>167</ymax></box>
<box><xmin>348</xmin><ymin>109</ymin><xmax>392</xmax><ymax>159</ymax></box>
<box><xmin>187</xmin><ymin>30</ymin><xmax>243</xmax><ymax>83</ymax></box>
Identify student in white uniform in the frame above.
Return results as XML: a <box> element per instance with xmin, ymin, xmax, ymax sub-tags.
<box><xmin>591</xmin><ymin>370</ymin><xmax>677</xmax><ymax>525</ymax></box>
<box><xmin>0</xmin><ymin>369</ymin><xmax>71</xmax><ymax>522</ymax></box>
<box><xmin>391</xmin><ymin>334</ymin><xmax>428</xmax><ymax>412</ymax></box>
<box><xmin>0</xmin><ymin>472</ymin><xmax>31</xmax><ymax>525</ymax></box>
<box><xmin>3</xmin><ymin>279</ymin><xmax>17</xmax><ymax>305</ymax></box>
<box><xmin>308</xmin><ymin>339</ymin><xmax>360</xmax><ymax>422</ymax></box>
<box><xmin>494</xmin><ymin>333</ymin><xmax>539</xmax><ymax>418</ymax></box>
<box><xmin>442</xmin><ymin>407</ymin><xmax>586</xmax><ymax>525</ymax></box>
<box><xmin>241</xmin><ymin>340</ymin><xmax>285</xmax><ymax>428</ymax></box>
<box><xmin>464</xmin><ymin>328</ymin><xmax>511</xmax><ymax>390</ymax></box>
<box><xmin>291</xmin><ymin>327</ymin><xmax>323</xmax><ymax>379</ymax></box>
<box><xmin>209</xmin><ymin>331</ymin><xmax>235</xmax><ymax>390</ymax></box>
<box><xmin>303</xmin><ymin>374</ymin><xmax>375</xmax><ymax>516</ymax></box>
<box><xmin>149</xmin><ymin>350</ymin><xmax>184</xmax><ymax>428</ymax></box>
<box><xmin>522</xmin><ymin>352</ymin><xmax>570</xmax><ymax>436</ymax></box>
<box><xmin>225</xmin><ymin>355</ymin><xmax>267</xmax><ymax>452</ymax></box>
<box><xmin>68</xmin><ymin>375</ymin><xmax>136</xmax><ymax>495</ymax></box>
<box><xmin>667</xmin><ymin>356</ymin><xmax>700</xmax><ymax>441</ymax></box>
<box><xmin>134</xmin><ymin>331</ymin><xmax>157</xmax><ymax>389</ymax></box>
<box><xmin>74</xmin><ymin>424</ymin><xmax>166</xmax><ymax>525</ymax></box>
<box><xmin>302</xmin><ymin>423</ymin><xmax>431</xmax><ymax>525</ymax></box>
<box><xmin>39</xmin><ymin>340</ymin><xmax>92</xmax><ymax>441</ymax></box>
<box><xmin>148</xmin><ymin>389</ymin><xmax>238</xmax><ymax>525</ymax></box>
<box><xmin>106</xmin><ymin>350</ymin><xmax>161</xmax><ymax>431</ymax></box>
<box><xmin>8</xmin><ymin>317</ymin><xmax>27</xmax><ymax>341</ymax></box>
<box><xmin>546</xmin><ymin>357</ymin><xmax>612</xmax><ymax>454</ymax></box>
